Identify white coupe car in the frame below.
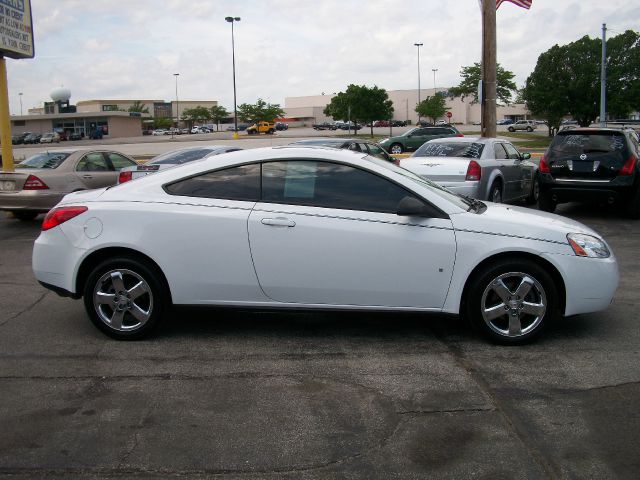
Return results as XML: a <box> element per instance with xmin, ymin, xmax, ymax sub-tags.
<box><xmin>32</xmin><ymin>147</ymin><xmax>619</xmax><ymax>344</ymax></box>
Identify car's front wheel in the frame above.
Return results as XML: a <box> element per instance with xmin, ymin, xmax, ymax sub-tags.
<box><xmin>83</xmin><ymin>256</ymin><xmax>169</xmax><ymax>340</ymax></box>
<box><xmin>465</xmin><ymin>259</ymin><xmax>556</xmax><ymax>344</ymax></box>
<box><xmin>526</xmin><ymin>126</ymin><xmax>533</xmax><ymax>132</ymax></box>
<box><xmin>389</xmin><ymin>143</ymin><xmax>404</xmax><ymax>154</ymax></box>
<box><xmin>508</xmin><ymin>127</ymin><xmax>515</xmax><ymax>132</ymax></box>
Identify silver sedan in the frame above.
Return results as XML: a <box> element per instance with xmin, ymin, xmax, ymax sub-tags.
<box><xmin>399</xmin><ymin>137</ymin><xmax>538</xmax><ymax>204</ymax></box>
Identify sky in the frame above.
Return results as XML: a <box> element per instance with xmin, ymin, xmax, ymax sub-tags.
<box><xmin>6</xmin><ymin>0</ymin><xmax>640</xmax><ymax>114</ymax></box>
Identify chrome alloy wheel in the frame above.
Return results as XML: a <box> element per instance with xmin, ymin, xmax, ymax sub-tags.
<box><xmin>480</xmin><ymin>272</ymin><xmax>547</xmax><ymax>338</ymax></box>
<box><xmin>93</xmin><ymin>269</ymin><xmax>154</xmax><ymax>332</ymax></box>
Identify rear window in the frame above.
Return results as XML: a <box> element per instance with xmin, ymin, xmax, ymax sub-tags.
<box><xmin>17</xmin><ymin>152</ymin><xmax>71</xmax><ymax>169</ymax></box>
<box><xmin>150</xmin><ymin>148</ymin><xmax>216</xmax><ymax>165</ymax></box>
<box><xmin>548</xmin><ymin>132</ymin><xmax>629</xmax><ymax>160</ymax></box>
<box><xmin>414</xmin><ymin>142</ymin><xmax>484</xmax><ymax>159</ymax></box>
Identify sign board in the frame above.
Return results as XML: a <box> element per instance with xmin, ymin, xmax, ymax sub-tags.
<box><xmin>0</xmin><ymin>0</ymin><xmax>34</xmax><ymax>59</ymax></box>
<box><xmin>446</xmin><ymin>111</ymin><xmax>452</xmax><ymax>118</ymax></box>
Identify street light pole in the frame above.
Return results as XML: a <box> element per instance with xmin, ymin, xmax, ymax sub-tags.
<box><xmin>432</xmin><ymin>68</ymin><xmax>438</xmax><ymax>93</ymax></box>
<box><xmin>226</xmin><ymin>16</ymin><xmax>241</xmax><ymax>140</ymax></box>
<box><xmin>414</xmin><ymin>43</ymin><xmax>423</xmax><ymax>124</ymax></box>
<box><xmin>18</xmin><ymin>92</ymin><xmax>22</xmax><ymax>116</ymax></box>
<box><xmin>173</xmin><ymin>73</ymin><xmax>179</xmax><ymax>138</ymax></box>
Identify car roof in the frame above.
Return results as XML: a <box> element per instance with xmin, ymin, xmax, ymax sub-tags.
<box><xmin>557</xmin><ymin>127</ymin><xmax>629</xmax><ymax>134</ymax></box>
<box><xmin>426</xmin><ymin>136</ymin><xmax>496</xmax><ymax>144</ymax></box>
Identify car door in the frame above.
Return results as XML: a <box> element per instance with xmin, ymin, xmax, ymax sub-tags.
<box><xmin>407</xmin><ymin>128</ymin><xmax>430</xmax><ymax>150</ymax></box>
<box><xmin>74</xmin><ymin>152</ymin><xmax>118</xmax><ymax>190</ymax></box>
<box><xmin>247</xmin><ymin>160</ymin><xmax>457</xmax><ymax>309</ymax></box>
<box><xmin>502</xmin><ymin>142</ymin><xmax>532</xmax><ymax>199</ymax></box>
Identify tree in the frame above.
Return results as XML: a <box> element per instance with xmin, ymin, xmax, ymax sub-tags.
<box><xmin>449</xmin><ymin>63</ymin><xmax>518</xmax><ymax>105</ymax></box>
<box><xmin>323</xmin><ymin>84</ymin><xmax>394</xmax><ymax>137</ymax></box>
<box><xmin>181</xmin><ymin>106</ymin><xmax>212</xmax><ymax>129</ymax></box>
<box><xmin>153</xmin><ymin>117</ymin><xmax>172</xmax><ymax>129</ymax></box>
<box><xmin>210</xmin><ymin>105</ymin><xmax>230</xmax><ymax>131</ymax></box>
<box><xmin>127</xmin><ymin>100</ymin><xmax>149</xmax><ymax>114</ymax></box>
<box><xmin>237</xmin><ymin>98</ymin><xmax>285</xmax><ymax>124</ymax></box>
<box><xmin>415</xmin><ymin>93</ymin><xmax>449</xmax><ymax>124</ymax></box>
<box><xmin>522</xmin><ymin>31</ymin><xmax>640</xmax><ymax>130</ymax></box>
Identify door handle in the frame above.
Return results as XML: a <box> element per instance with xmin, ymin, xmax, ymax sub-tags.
<box><xmin>261</xmin><ymin>217</ymin><xmax>296</xmax><ymax>227</ymax></box>
<box><xmin>81</xmin><ymin>175</ymin><xmax>93</xmax><ymax>179</ymax></box>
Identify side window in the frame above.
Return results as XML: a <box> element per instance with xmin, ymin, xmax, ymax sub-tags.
<box><xmin>494</xmin><ymin>144</ymin><xmax>509</xmax><ymax>160</ymax></box>
<box><xmin>347</xmin><ymin>143</ymin><xmax>362</xmax><ymax>152</ymax></box>
<box><xmin>502</xmin><ymin>143</ymin><xmax>521</xmax><ymax>159</ymax></box>
<box><xmin>262</xmin><ymin>160</ymin><xmax>415</xmax><ymax>214</ymax></box>
<box><xmin>76</xmin><ymin>153</ymin><xmax>110</xmax><ymax>172</ymax></box>
<box><xmin>165</xmin><ymin>164</ymin><xmax>260</xmax><ymax>201</ymax></box>
<box><xmin>367</xmin><ymin>144</ymin><xmax>392</xmax><ymax>161</ymax></box>
<box><xmin>107</xmin><ymin>153</ymin><xmax>136</xmax><ymax>170</ymax></box>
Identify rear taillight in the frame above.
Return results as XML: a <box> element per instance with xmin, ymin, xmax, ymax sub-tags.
<box><xmin>466</xmin><ymin>160</ymin><xmax>481</xmax><ymax>181</ymax></box>
<box><xmin>539</xmin><ymin>156</ymin><xmax>550</xmax><ymax>174</ymax></box>
<box><xmin>619</xmin><ymin>155</ymin><xmax>637</xmax><ymax>176</ymax></box>
<box><xmin>42</xmin><ymin>206</ymin><xmax>88</xmax><ymax>231</ymax></box>
<box><xmin>456</xmin><ymin>133</ymin><xmax>464</xmax><ymax>137</ymax></box>
<box><xmin>118</xmin><ymin>171</ymin><xmax>133</xmax><ymax>183</ymax></box>
<box><xmin>23</xmin><ymin>175</ymin><xmax>49</xmax><ymax>190</ymax></box>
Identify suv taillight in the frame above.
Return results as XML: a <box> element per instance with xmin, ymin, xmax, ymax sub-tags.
<box><xmin>42</xmin><ymin>206</ymin><xmax>88</xmax><ymax>231</ymax></box>
<box><xmin>539</xmin><ymin>156</ymin><xmax>550</xmax><ymax>174</ymax></box>
<box><xmin>619</xmin><ymin>155</ymin><xmax>637</xmax><ymax>176</ymax></box>
<box><xmin>23</xmin><ymin>175</ymin><xmax>49</xmax><ymax>190</ymax></box>
<box><xmin>466</xmin><ymin>160</ymin><xmax>481</xmax><ymax>181</ymax></box>
<box><xmin>118</xmin><ymin>171</ymin><xmax>133</xmax><ymax>183</ymax></box>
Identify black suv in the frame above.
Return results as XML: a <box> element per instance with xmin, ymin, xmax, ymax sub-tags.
<box><xmin>538</xmin><ymin>128</ymin><xmax>640</xmax><ymax>217</ymax></box>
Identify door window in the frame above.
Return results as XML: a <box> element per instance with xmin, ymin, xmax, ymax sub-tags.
<box><xmin>165</xmin><ymin>164</ymin><xmax>260</xmax><ymax>201</ymax></box>
<box><xmin>107</xmin><ymin>153</ymin><xmax>137</xmax><ymax>170</ymax></box>
<box><xmin>502</xmin><ymin>143</ymin><xmax>522</xmax><ymax>159</ymax></box>
<box><xmin>262</xmin><ymin>160</ymin><xmax>415</xmax><ymax>213</ymax></box>
<box><xmin>366</xmin><ymin>144</ymin><xmax>393</xmax><ymax>161</ymax></box>
<box><xmin>76</xmin><ymin>153</ymin><xmax>110</xmax><ymax>172</ymax></box>
<box><xmin>494</xmin><ymin>144</ymin><xmax>509</xmax><ymax>160</ymax></box>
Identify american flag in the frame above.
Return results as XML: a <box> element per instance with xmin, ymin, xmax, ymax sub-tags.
<box><xmin>496</xmin><ymin>0</ymin><xmax>532</xmax><ymax>9</ymax></box>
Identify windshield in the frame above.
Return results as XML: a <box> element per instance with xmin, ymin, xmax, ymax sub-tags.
<box><xmin>17</xmin><ymin>152</ymin><xmax>71</xmax><ymax>169</ymax></box>
<box><xmin>366</xmin><ymin>156</ymin><xmax>471</xmax><ymax>211</ymax></box>
<box><xmin>150</xmin><ymin>148</ymin><xmax>218</xmax><ymax>165</ymax></box>
<box><xmin>414</xmin><ymin>142</ymin><xmax>484</xmax><ymax>159</ymax></box>
<box><xmin>402</xmin><ymin>128</ymin><xmax>419</xmax><ymax>137</ymax></box>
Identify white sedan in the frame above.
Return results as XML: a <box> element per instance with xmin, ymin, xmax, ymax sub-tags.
<box><xmin>32</xmin><ymin>147</ymin><xmax>619</xmax><ymax>344</ymax></box>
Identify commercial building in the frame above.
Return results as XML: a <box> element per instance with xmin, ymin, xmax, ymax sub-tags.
<box><xmin>14</xmin><ymin>89</ymin><xmax>219</xmax><ymax>140</ymax></box>
<box><xmin>283</xmin><ymin>89</ymin><xmax>531</xmax><ymax>125</ymax></box>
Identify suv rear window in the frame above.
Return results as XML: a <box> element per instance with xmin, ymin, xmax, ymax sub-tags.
<box><xmin>548</xmin><ymin>132</ymin><xmax>629</xmax><ymax>161</ymax></box>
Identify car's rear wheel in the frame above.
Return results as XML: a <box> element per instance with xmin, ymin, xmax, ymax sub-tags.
<box><xmin>83</xmin><ymin>256</ymin><xmax>168</xmax><ymax>340</ymax></box>
<box><xmin>465</xmin><ymin>259</ymin><xmax>556</xmax><ymax>344</ymax></box>
<box><xmin>268</xmin><ymin>129</ymin><xmax>274</xmax><ymax>134</ymax></box>
<box><xmin>389</xmin><ymin>143</ymin><xmax>404</xmax><ymax>154</ymax></box>
<box><xmin>508</xmin><ymin>127</ymin><xmax>515</xmax><ymax>132</ymax></box>
<box><xmin>526</xmin><ymin>126</ymin><xmax>533</xmax><ymax>132</ymax></box>
<box><xmin>488</xmin><ymin>181</ymin><xmax>503</xmax><ymax>203</ymax></box>
<box><xmin>538</xmin><ymin>191</ymin><xmax>556</xmax><ymax>213</ymax></box>
<box><xmin>12</xmin><ymin>211</ymin><xmax>38</xmax><ymax>221</ymax></box>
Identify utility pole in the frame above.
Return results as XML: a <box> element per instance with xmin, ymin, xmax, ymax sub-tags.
<box><xmin>414</xmin><ymin>43</ymin><xmax>423</xmax><ymax>123</ymax></box>
<box><xmin>600</xmin><ymin>23</ymin><xmax>607</xmax><ymax>127</ymax></box>
<box><xmin>481</xmin><ymin>0</ymin><xmax>497</xmax><ymax>138</ymax></box>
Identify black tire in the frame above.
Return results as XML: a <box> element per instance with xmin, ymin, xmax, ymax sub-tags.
<box><xmin>465</xmin><ymin>258</ymin><xmax>557</xmax><ymax>344</ymax></box>
<box><xmin>12</xmin><ymin>211</ymin><xmax>38</xmax><ymax>221</ymax></box>
<box><xmin>267</xmin><ymin>129</ymin><xmax>274</xmax><ymax>134</ymax></box>
<box><xmin>83</xmin><ymin>256</ymin><xmax>169</xmax><ymax>340</ymax></box>
<box><xmin>508</xmin><ymin>127</ymin><xmax>515</xmax><ymax>132</ymax></box>
<box><xmin>626</xmin><ymin>187</ymin><xmax>640</xmax><ymax>219</ymax></box>
<box><xmin>538</xmin><ymin>191</ymin><xmax>556</xmax><ymax>213</ymax></box>
<box><xmin>389</xmin><ymin>143</ymin><xmax>404</xmax><ymax>154</ymax></box>
<box><xmin>488</xmin><ymin>181</ymin><xmax>503</xmax><ymax>203</ymax></box>
<box><xmin>525</xmin><ymin>174</ymin><xmax>539</xmax><ymax>205</ymax></box>
<box><xmin>526</xmin><ymin>126</ymin><xmax>533</xmax><ymax>132</ymax></box>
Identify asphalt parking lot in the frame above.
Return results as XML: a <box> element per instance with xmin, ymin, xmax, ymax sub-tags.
<box><xmin>1</xmin><ymin>155</ymin><xmax>639</xmax><ymax>478</ymax></box>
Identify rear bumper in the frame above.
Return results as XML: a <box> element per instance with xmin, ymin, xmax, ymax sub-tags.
<box><xmin>0</xmin><ymin>190</ymin><xmax>64</xmax><ymax>212</ymax></box>
<box><xmin>539</xmin><ymin>175</ymin><xmax>637</xmax><ymax>203</ymax></box>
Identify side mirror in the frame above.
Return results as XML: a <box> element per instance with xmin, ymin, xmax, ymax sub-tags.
<box><xmin>396</xmin><ymin>196</ymin><xmax>445</xmax><ymax>218</ymax></box>
<box><xmin>521</xmin><ymin>152</ymin><xmax>531</xmax><ymax>160</ymax></box>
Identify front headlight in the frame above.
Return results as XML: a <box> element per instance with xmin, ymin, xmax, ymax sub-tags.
<box><xmin>379</xmin><ymin>138</ymin><xmax>389</xmax><ymax>145</ymax></box>
<box><xmin>567</xmin><ymin>233</ymin><xmax>610</xmax><ymax>258</ymax></box>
